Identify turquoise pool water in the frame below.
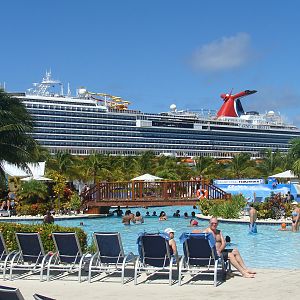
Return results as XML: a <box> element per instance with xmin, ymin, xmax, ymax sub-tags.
<box><xmin>4</xmin><ymin>205</ymin><xmax>300</xmax><ymax>269</ymax></box>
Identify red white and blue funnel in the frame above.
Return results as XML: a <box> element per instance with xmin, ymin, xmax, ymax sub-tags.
<box><xmin>217</xmin><ymin>90</ymin><xmax>257</xmax><ymax>118</ymax></box>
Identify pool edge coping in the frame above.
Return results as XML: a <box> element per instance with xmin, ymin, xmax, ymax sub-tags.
<box><xmin>196</xmin><ymin>214</ymin><xmax>292</xmax><ymax>225</ymax></box>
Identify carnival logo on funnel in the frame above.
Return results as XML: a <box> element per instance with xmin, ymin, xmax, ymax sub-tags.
<box><xmin>217</xmin><ymin>90</ymin><xmax>257</xmax><ymax>118</ymax></box>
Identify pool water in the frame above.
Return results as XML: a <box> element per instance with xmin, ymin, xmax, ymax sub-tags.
<box><xmin>5</xmin><ymin>205</ymin><xmax>300</xmax><ymax>269</ymax></box>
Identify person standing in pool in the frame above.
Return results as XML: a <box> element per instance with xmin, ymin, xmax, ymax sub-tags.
<box><xmin>249</xmin><ymin>204</ymin><xmax>257</xmax><ymax>233</ymax></box>
<box><xmin>291</xmin><ymin>201</ymin><xmax>300</xmax><ymax>232</ymax></box>
<box><xmin>203</xmin><ymin>217</ymin><xmax>256</xmax><ymax>278</ymax></box>
<box><xmin>122</xmin><ymin>210</ymin><xmax>134</xmax><ymax>225</ymax></box>
<box><xmin>133</xmin><ymin>211</ymin><xmax>144</xmax><ymax>224</ymax></box>
<box><xmin>43</xmin><ymin>211</ymin><xmax>54</xmax><ymax>224</ymax></box>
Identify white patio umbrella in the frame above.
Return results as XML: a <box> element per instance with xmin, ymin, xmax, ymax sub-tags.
<box><xmin>20</xmin><ymin>176</ymin><xmax>53</xmax><ymax>182</ymax></box>
<box><xmin>131</xmin><ymin>173</ymin><xmax>163</xmax><ymax>181</ymax></box>
<box><xmin>269</xmin><ymin>170</ymin><xmax>297</xmax><ymax>179</ymax></box>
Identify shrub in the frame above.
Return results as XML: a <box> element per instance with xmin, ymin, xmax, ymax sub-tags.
<box><xmin>16</xmin><ymin>203</ymin><xmax>50</xmax><ymax>216</ymax></box>
<box><xmin>199</xmin><ymin>194</ymin><xmax>246</xmax><ymax>219</ymax></box>
<box><xmin>255</xmin><ymin>193</ymin><xmax>292</xmax><ymax>219</ymax></box>
<box><xmin>17</xmin><ymin>180</ymin><xmax>48</xmax><ymax>204</ymax></box>
<box><xmin>0</xmin><ymin>222</ymin><xmax>87</xmax><ymax>252</ymax></box>
<box><xmin>69</xmin><ymin>192</ymin><xmax>81</xmax><ymax>211</ymax></box>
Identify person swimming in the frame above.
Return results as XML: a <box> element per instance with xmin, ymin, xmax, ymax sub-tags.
<box><xmin>278</xmin><ymin>223</ymin><xmax>289</xmax><ymax>231</ymax></box>
<box><xmin>190</xmin><ymin>219</ymin><xmax>198</xmax><ymax>226</ymax></box>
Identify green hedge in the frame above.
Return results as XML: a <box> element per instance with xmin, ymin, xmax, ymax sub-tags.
<box><xmin>0</xmin><ymin>222</ymin><xmax>87</xmax><ymax>252</ymax></box>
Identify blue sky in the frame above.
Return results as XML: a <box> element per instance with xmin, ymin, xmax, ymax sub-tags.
<box><xmin>1</xmin><ymin>0</ymin><xmax>300</xmax><ymax>125</ymax></box>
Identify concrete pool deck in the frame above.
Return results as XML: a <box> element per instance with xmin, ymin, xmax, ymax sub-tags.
<box><xmin>196</xmin><ymin>213</ymin><xmax>293</xmax><ymax>225</ymax></box>
<box><xmin>1</xmin><ymin>269</ymin><xmax>298</xmax><ymax>300</ymax></box>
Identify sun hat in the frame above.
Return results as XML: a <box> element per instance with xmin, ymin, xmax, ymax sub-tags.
<box><xmin>291</xmin><ymin>201</ymin><xmax>298</xmax><ymax>205</ymax></box>
<box><xmin>164</xmin><ymin>228</ymin><xmax>175</xmax><ymax>234</ymax></box>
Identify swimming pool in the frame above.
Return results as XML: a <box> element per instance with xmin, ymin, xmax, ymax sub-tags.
<box><xmin>4</xmin><ymin>205</ymin><xmax>300</xmax><ymax>269</ymax></box>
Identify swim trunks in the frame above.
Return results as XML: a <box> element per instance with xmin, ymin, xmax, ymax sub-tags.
<box><xmin>249</xmin><ymin>222</ymin><xmax>257</xmax><ymax>234</ymax></box>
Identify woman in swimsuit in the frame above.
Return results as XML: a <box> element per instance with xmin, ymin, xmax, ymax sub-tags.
<box><xmin>204</xmin><ymin>217</ymin><xmax>256</xmax><ymax>278</ymax></box>
<box><xmin>159</xmin><ymin>211</ymin><xmax>168</xmax><ymax>221</ymax></box>
<box><xmin>291</xmin><ymin>202</ymin><xmax>300</xmax><ymax>232</ymax></box>
<box><xmin>133</xmin><ymin>211</ymin><xmax>144</xmax><ymax>224</ymax></box>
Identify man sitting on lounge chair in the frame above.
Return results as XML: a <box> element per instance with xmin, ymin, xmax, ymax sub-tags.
<box><xmin>164</xmin><ymin>228</ymin><xmax>178</xmax><ymax>262</ymax></box>
<box><xmin>203</xmin><ymin>217</ymin><xmax>256</xmax><ymax>278</ymax></box>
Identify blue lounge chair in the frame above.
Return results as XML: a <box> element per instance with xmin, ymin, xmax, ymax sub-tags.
<box><xmin>0</xmin><ymin>233</ymin><xmax>17</xmax><ymax>279</ymax></box>
<box><xmin>134</xmin><ymin>233</ymin><xmax>176</xmax><ymax>285</ymax></box>
<box><xmin>47</xmin><ymin>232</ymin><xmax>89</xmax><ymax>282</ymax></box>
<box><xmin>88</xmin><ymin>232</ymin><xmax>135</xmax><ymax>284</ymax></box>
<box><xmin>0</xmin><ymin>285</ymin><xmax>24</xmax><ymax>300</ymax></box>
<box><xmin>8</xmin><ymin>233</ymin><xmax>51</xmax><ymax>281</ymax></box>
<box><xmin>178</xmin><ymin>232</ymin><xmax>225</xmax><ymax>287</ymax></box>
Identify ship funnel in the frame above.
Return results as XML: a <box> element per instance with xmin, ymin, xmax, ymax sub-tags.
<box><xmin>217</xmin><ymin>90</ymin><xmax>257</xmax><ymax>118</ymax></box>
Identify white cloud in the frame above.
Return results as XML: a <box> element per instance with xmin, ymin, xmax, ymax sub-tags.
<box><xmin>190</xmin><ymin>33</ymin><xmax>253</xmax><ymax>72</ymax></box>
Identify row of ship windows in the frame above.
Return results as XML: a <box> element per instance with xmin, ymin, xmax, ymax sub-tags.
<box><xmin>26</xmin><ymin>99</ymin><xmax>96</xmax><ymax>107</ymax></box>
<box><xmin>33</xmin><ymin>119</ymin><xmax>293</xmax><ymax>140</ymax></box>
<box><xmin>34</xmin><ymin>125</ymin><xmax>291</xmax><ymax>143</ymax></box>
<box><xmin>27</xmin><ymin>107</ymin><xmax>298</xmax><ymax>135</ymax></box>
<box><xmin>27</xmin><ymin>107</ymin><xmax>137</xmax><ymax>120</ymax></box>
<box><xmin>33</xmin><ymin>134</ymin><xmax>288</xmax><ymax>149</ymax></box>
<box><xmin>38</xmin><ymin>140</ymin><xmax>285</xmax><ymax>152</ymax></box>
<box><xmin>34</xmin><ymin>115</ymin><xmax>134</xmax><ymax>126</ymax></box>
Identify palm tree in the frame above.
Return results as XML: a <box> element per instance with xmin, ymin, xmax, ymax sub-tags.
<box><xmin>55</xmin><ymin>151</ymin><xmax>74</xmax><ymax>174</ymax></box>
<box><xmin>138</xmin><ymin>151</ymin><xmax>156</xmax><ymax>174</ymax></box>
<box><xmin>257</xmin><ymin>149</ymin><xmax>283</xmax><ymax>177</ymax></box>
<box><xmin>292</xmin><ymin>159</ymin><xmax>300</xmax><ymax>178</ymax></box>
<box><xmin>17</xmin><ymin>180</ymin><xmax>48</xmax><ymax>204</ymax></box>
<box><xmin>289</xmin><ymin>138</ymin><xmax>300</xmax><ymax>160</ymax></box>
<box><xmin>194</xmin><ymin>156</ymin><xmax>215</xmax><ymax>177</ymax></box>
<box><xmin>82</xmin><ymin>153</ymin><xmax>110</xmax><ymax>183</ymax></box>
<box><xmin>227</xmin><ymin>153</ymin><xmax>255</xmax><ymax>178</ymax></box>
<box><xmin>0</xmin><ymin>89</ymin><xmax>38</xmax><ymax>177</ymax></box>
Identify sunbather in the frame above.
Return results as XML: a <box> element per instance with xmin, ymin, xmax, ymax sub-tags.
<box><xmin>203</xmin><ymin>217</ymin><xmax>256</xmax><ymax>278</ymax></box>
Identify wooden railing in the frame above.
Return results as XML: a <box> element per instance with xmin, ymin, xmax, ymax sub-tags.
<box><xmin>84</xmin><ymin>180</ymin><xmax>230</xmax><ymax>207</ymax></box>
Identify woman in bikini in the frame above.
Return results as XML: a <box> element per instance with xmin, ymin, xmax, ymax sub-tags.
<box><xmin>204</xmin><ymin>217</ymin><xmax>256</xmax><ymax>278</ymax></box>
<box><xmin>291</xmin><ymin>201</ymin><xmax>300</xmax><ymax>232</ymax></box>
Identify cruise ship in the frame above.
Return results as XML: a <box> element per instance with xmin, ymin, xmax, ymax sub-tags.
<box><xmin>8</xmin><ymin>72</ymin><xmax>300</xmax><ymax>158</ymax></box>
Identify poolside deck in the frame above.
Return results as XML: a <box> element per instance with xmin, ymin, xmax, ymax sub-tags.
<box><xmin>0</xmin><ymin>269</ymin><xmax>298</xmax><ymax>300</ymax></box>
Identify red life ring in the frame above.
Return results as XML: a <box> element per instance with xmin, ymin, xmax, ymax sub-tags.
<box><xmin>197</xmin><ymin>189</ymin><xmax>208</xmax><ymax>199</ymax></box>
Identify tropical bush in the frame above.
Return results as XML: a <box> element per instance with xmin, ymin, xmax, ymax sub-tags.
<box><xmin>17</xmin><ymin>180</ymin><xmax>48</xmax><ymax>204</ymax></box>
<box><xmin>199</xmin><ymin>194</ymin><xmax>246</xmax><ymax>219</ymax></box>
<box><xmin>16</xmin><ymin>203</ymin><xmax>50</xmax><ymax>216</ymax></box>
<box><xmin>0</xmin><ymin>222</ymin><xmax>87</xmax><ymax>252</ymax></box>
<box><xmin>255</xmin><ymin>193</ymin><xmax>292</xmax><ymax>219</ymax></box>
<box><xmin>69</xmin><ymin>192</ymin><xmax>81</xmax><ymax>211</ymax></box>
